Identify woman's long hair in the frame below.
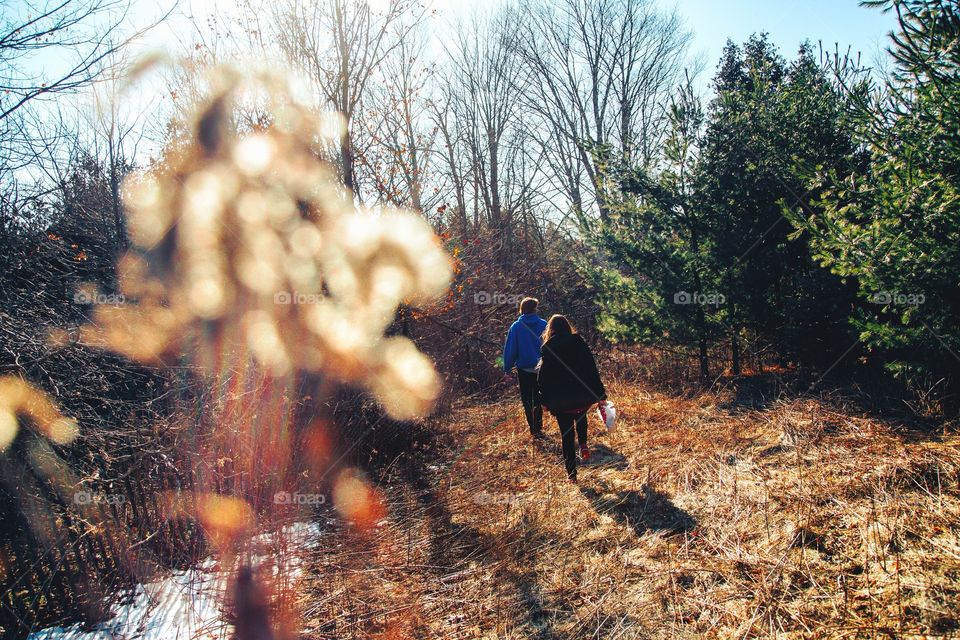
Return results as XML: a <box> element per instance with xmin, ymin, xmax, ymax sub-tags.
<box><xmin>542</xmin><ymin>314</ymin><xmax>576</xmax><ymax>344</ymax></box>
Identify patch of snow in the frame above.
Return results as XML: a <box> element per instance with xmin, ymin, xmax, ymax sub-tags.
<box><xmin>29</xmin><ymin>520</ymin><xmax>325</xmax><ymax>640</ymax></box>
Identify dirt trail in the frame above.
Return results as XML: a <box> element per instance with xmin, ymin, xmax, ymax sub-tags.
<box><xmin>299</xmin><ymin>380</ymin><xmax>960</xmax><ymax>639</ymax></box>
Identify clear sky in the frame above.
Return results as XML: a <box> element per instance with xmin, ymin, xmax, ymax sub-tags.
<box><xmin>675</xmin><ymin>0</ymin><xmax>898</xmax><ymax>85</ymax></box>
<box><xmin>6</xmin><ymin>0</ymin><xmax>899</xmax><ymax>94</ymax></box>
<box><xmin>4</xmin><ymin>0</ymin><xmax>900</xmax><ymax>160</ymax></box>
<box><xmin>143</xmin><ymin>0</ymin><xmax>899</xmax><ymax>66</ymax></box>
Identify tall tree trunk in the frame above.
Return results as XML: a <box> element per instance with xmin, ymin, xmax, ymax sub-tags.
<box><xmin>108</xmin><ymin>144</ymin><xmax>124</xmax><ymax>249</ymax></box>
<box><xmin>488</xmin><ymin>131</ymin><xmax>501</xmax><ymax>231</ymax></box>
<box><xmin>457</xmin><ymin>191</ymin><xmax>468</xmax><ymax>237</ymax></box>
<box><xmin>731</xmin><ymin>329</ymin><xmax>741</xmax><ymax>376</ymax></box>
<box><xmin>341</xmin><ymin>132</ymin><xmax>357</xmax><ymax>198</ymax></box>
<box><xmin>472</xmin><ymin>173</ymin><xmax>479</xmax><ymax>228</ymax></box>
<box><xmin>698</xmin><ymin>337</ymin><xmax>709</xmax><ymax>379</ymax></box>
<box><xmin>690</xmin><ymin>225</ymin><xmax>708</xmax><ymax>378</ymax></box>
<box><xmin>566</xmin><ymin>164</ymin><xmax>584</xmax><ymax>222</ymax></box>
<box><xmin>336</xmin><ymin>0</ymin><xmax>356</xmax><ymax>198</ymax></box>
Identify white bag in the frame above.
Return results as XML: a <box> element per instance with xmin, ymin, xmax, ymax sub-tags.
<box><xmin>596</xmin><ymin>400</ymin><xmax>616</xmax><ymax>432</ymax></box>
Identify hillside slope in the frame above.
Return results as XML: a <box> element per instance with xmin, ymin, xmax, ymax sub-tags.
<box><xmin>298</xmin><ymin>380</ymin><xmax>960</xmax><ymax>639</ymax></box>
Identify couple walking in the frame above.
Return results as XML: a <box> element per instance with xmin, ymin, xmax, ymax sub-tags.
<box><xmin>502</xmin><ymin>297</ymin><xmax>606</xmax><ymax>482</ymax></box>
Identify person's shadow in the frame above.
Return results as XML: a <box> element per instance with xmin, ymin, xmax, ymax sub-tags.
<box><xmin>579</xmin><ymin>481</ymin><xmax>696</xmax><ymax>537</ymax></box>
<box><xmin>580</xmin><ymin>443</ymin><xmax>628</xmax><ymax>470</ymax></box>
<box><xmin>532</xmin><ymin>439</ymin><xmax>629</xmax><ymax>471</ymax></box>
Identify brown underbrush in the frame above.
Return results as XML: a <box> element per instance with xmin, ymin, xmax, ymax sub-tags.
<box><xmin>298</xmin><ymin>376</ymin><xmax>960</xmax><ymax>639</ymax></box>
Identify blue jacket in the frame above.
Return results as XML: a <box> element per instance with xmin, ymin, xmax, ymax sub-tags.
<box><xmin>502</xmin><ymin>313</ymin><xmax>548</xmax><ymax>372</ymax></box>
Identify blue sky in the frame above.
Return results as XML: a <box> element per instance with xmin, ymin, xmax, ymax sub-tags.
<box><xmin>677</xmin><ymin>0</ymin><xmax>898</xmax><ymax>84</ymax></box>
<box><xmin>6</xmin><ymin>0</ymin><xmax>899</xmax><ymax>94</ymax></box>
<box><xmin>4</xmin><ymin>0</ymin><xmax>900</xmax><ymax>157</ymax></box>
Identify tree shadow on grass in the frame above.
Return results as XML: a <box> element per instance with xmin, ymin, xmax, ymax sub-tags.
<box><xmin>716</xmin><ymin>373</ymin><xmax>783</xmax><ymax>412</ymax></box>
<box><xmin>416</xmin><ymin>497</ymin><xmax>561</xmax><ymax>639</ymax></box>
<box><xmin>579</xmin><ymin>482</ymin><xmax>696</xmax><ymax>537</ymax></box>
<box><xmin>396</xmin><ymin>460</ymin><xmax>562</xmax><ymax>639</ymax></box>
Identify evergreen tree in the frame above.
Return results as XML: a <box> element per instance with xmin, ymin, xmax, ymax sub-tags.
<box><xmin>582</xmin><ymin>78</ymin><xmax>722</xmax><ymax>378</ymax></box>
<box><xmin>790</xmin><ymin>0</ymin><xmax>960</xmax><ymax>402</ymax></box>
<box><xmin>697</xmin><ymin>36</ymin><xmax>860</xmax><ymax>373</ymax></box>
<box><xmin>585</xmin><ymin>36</ymin><xmax>862</xmax><ymax>378</ymax></box>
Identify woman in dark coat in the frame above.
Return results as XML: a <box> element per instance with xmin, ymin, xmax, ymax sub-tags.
<box><xmin>537</xmin><ymin>315</ymin><xmax>606</xmax><ymax>482</ymax></box>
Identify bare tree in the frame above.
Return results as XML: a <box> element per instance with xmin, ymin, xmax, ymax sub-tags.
<box><xmin>273</xmin><ymin>0</ymin><xmax>425</xmax><ymax>201</ymax></box>
<box><xmin>358</xmin><ymin>23</ymin><xmax>437</xmax><ymax>213</ymax></box>
<box><xmin>515</xmin><ymin>0</ymin><xmax>691</xmax><ymax>220</ymax></box>
<box><xmin>1</xmin><ymin>0</ymin><xmax>174</xmax><ymax>228</ymax></box>
<box><xmin>429</xmin><ymin>74</ymin><xmax>470</xmax><ymax>233</ymax></box>
<box><xmin>437</xmin><ymin>7</ymin><xmax>548</xmax><ymax>258</ymax></box>
<box><xmin>83</xmin><ymin>51</ymin><xmax>158</xmax><ymax>243</ymax></box>
<box><xmin>0</xmin><ymin>0</ymin><xmax>138</xmax><ymax>122</ymax></box>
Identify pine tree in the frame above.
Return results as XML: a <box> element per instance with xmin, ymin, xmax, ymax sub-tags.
<box><xmin>582</xmin><ymin>78</ymin><xmax>722</xmax><ymax>378</ymax></box>
<box><xmin>697</xmin><ymin>36</ymin><xmax>859</xmax><ymax>373</ymax></box>
<box><xmin>790</xmin><ymin>0</ymin><xmax>960</xmax><ymax>404</ymax></box>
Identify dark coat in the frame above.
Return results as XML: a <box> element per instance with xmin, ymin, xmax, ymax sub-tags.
<box><xmin>538</xmin><ymin>333</ymin><xmax>606</xmax><ymax>413</ymax></box>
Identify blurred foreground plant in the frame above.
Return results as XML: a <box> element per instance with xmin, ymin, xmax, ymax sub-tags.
<box><xmin>0</xmin><ymin>377</ymin><xmax>79</xmax><ymax>452</ymax></box>
<box><xmin>80</xmin><ymin>63</ymin><xmax>452</xmax><ymax>420</ymax></box>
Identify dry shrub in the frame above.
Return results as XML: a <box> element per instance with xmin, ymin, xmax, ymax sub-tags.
<box><xmin>0</xmin><ymin>60</ymin><xmax>455</xmax><ymax>638</ymax></box>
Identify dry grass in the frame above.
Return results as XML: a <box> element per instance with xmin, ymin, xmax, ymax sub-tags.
<box><xmin>297</xmin><ymin>377</ymin><xmax>960</xmax><ymax>639</ymax></box>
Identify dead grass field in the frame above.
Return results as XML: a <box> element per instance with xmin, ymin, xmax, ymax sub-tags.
<box><xmin>298</xmin><ymin>378</ymin><xmax>960</xmax><ymax>639</ymax></box>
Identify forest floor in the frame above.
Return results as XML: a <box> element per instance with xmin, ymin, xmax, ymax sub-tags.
<box><xmin>298</xmin><ymin>378</ymin><xmax>960</xmax><ymax>639</ymax></box>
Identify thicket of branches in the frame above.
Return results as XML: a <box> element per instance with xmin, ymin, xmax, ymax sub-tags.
<box><xmin>4</xmin><ymin>0</ymin><xmax>959</xmax><ymax>422</ymax></box>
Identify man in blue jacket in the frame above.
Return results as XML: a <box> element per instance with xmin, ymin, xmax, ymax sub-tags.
<box><xmin>503</xmin><ymin>297</ymin><xmax>548</xmax><ymax>437</ymax></box>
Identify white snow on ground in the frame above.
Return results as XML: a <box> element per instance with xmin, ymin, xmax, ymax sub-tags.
<box><xmin>29</xmin><ymin>521</ymin><xmax>325</xmax><ymax>640</ymax></box>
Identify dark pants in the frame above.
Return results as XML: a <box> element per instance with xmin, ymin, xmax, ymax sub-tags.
<box><xmin>554</xmin><ymin>411</ymin><xmax>588</xmax><ymax>478</ymax></box>
<box><xmin>517</xmin><ymin>369</ymin><xmax>543</xmax><ymax>434</ymax></box>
